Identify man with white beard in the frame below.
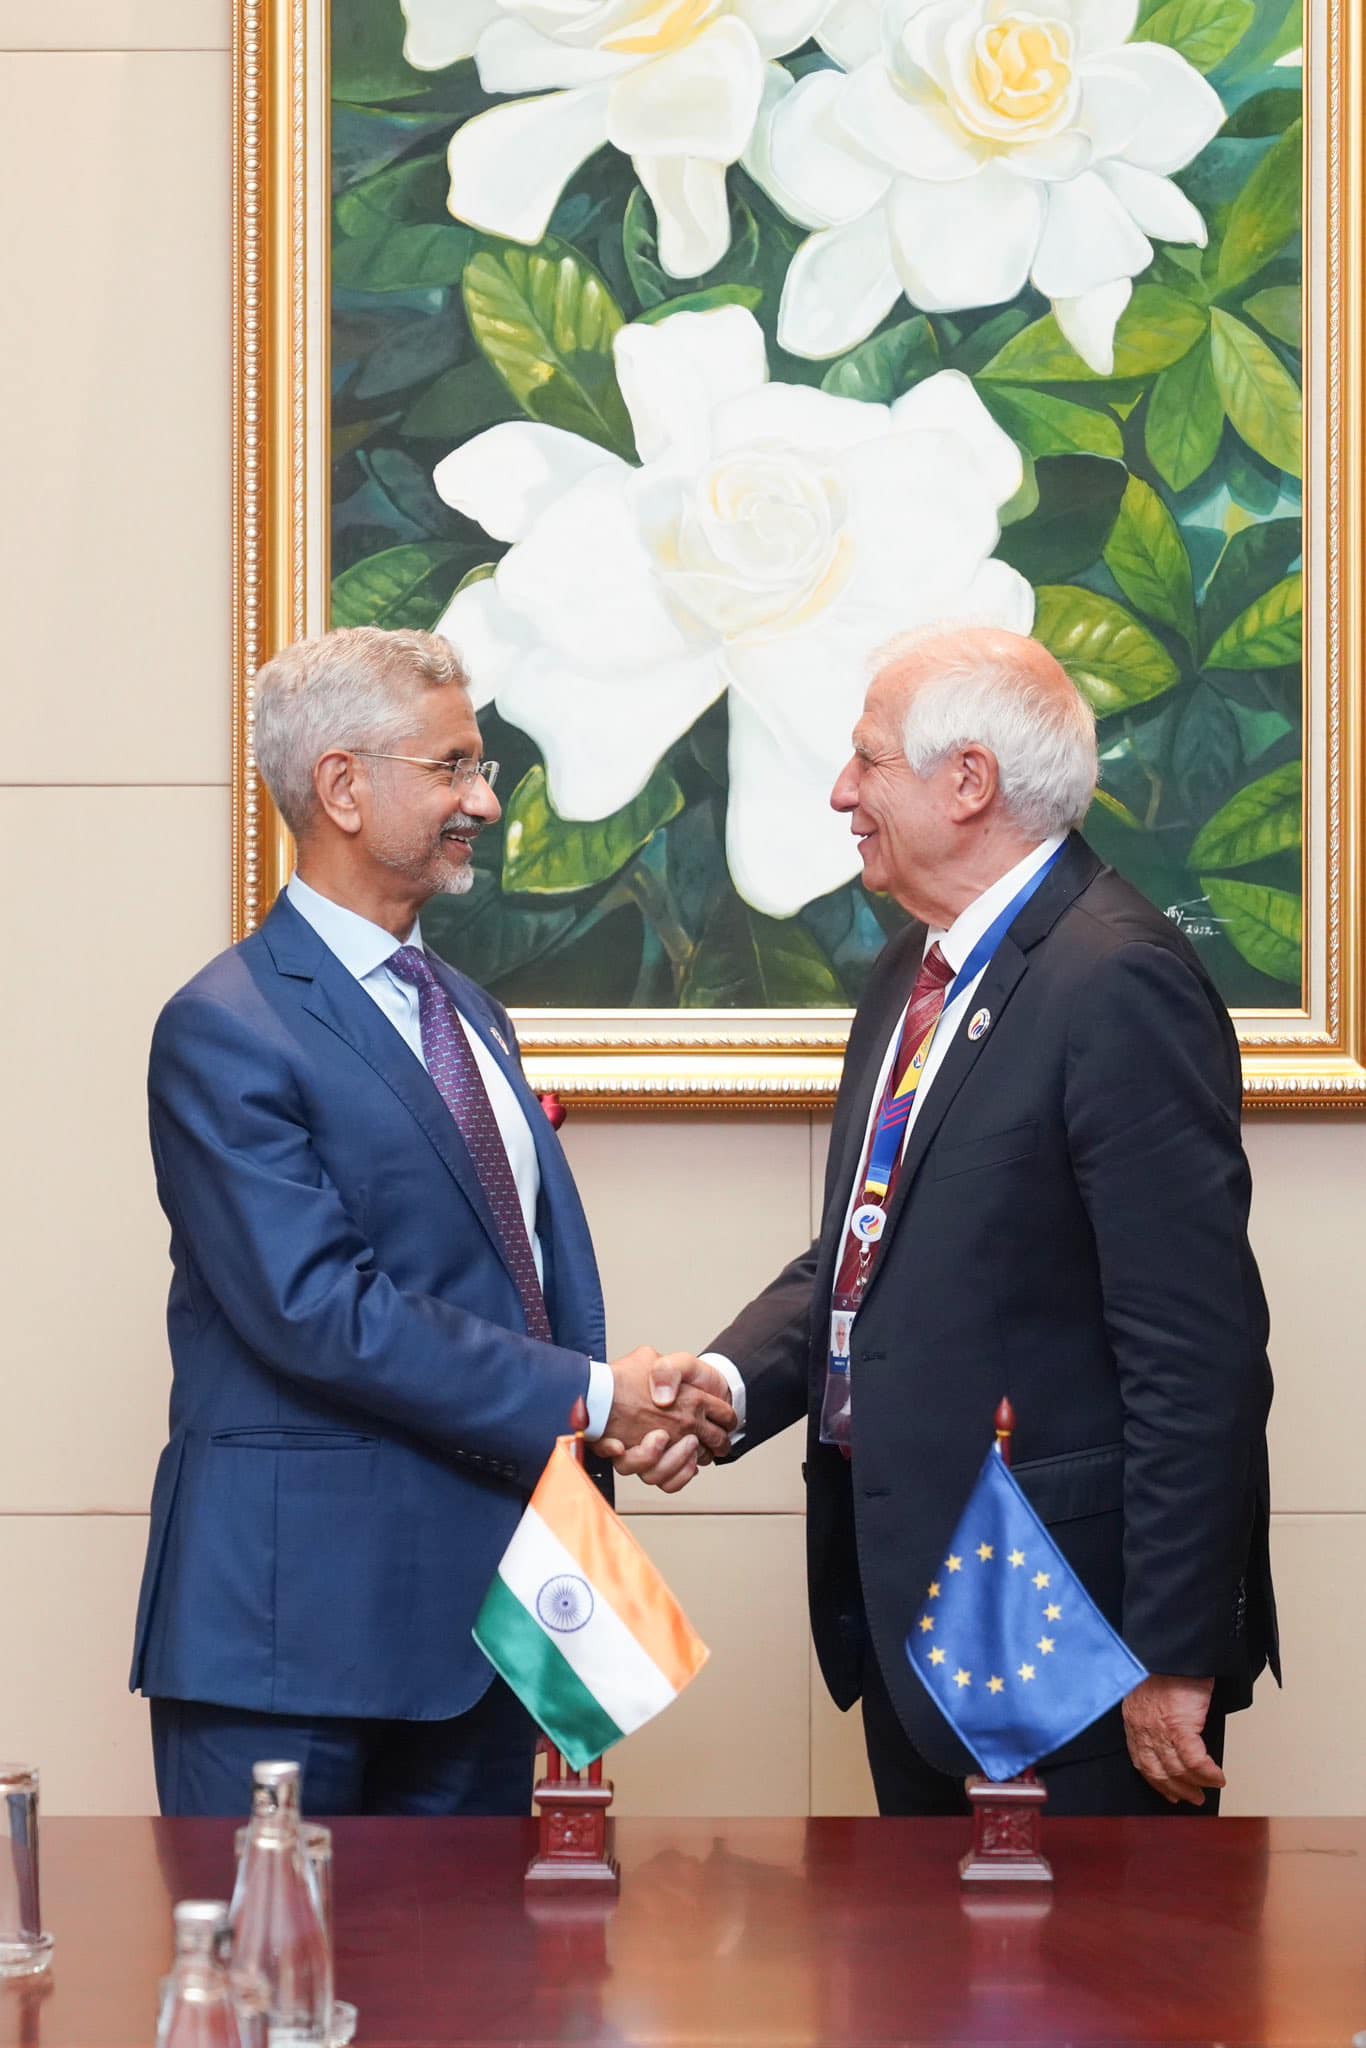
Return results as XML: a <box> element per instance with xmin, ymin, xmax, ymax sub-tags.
<box><xmin>130</xmin><ymin>626</ymin><xmax>735</xmax><ymax>1816</ymax></box>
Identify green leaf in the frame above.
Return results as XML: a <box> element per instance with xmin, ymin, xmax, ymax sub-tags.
<box><xmin>979</xmin><ymin>287</ymin><xmax>1208</xmax><ymax>383</ymax></box>
<box><xmin>1221</xmin><ymin>88</ymin><xmax>1302</xmax><ymax>137</ymax></box>
<box><xmin>421</xmin><ymin>869</ymin><xmax>579</xmax><ymax>990</ymax></box>
<box><xmin>330</xmin><ymin>542</ymin><xmax>464</xmax><ymax>629</ymax></box>
<box><xmin>1144</xmin><ymin>337</ymin><xmax>1224</xmax><ymax>490</ymax></box>
<box><xmin>819</xmin><ymin>317</ymin><xmax>940</xmax><ymax>403</ymax></box>
<box><xmin>1216</xmin><ymin>119</ymin><xmax>1302</xmax><ymax>291</ymax></box>
<box><xmin>1133</xmin><ymin>0</ymin><xmax>1254</xmax><ymax>70</ymax></box>
<box><xmin>1205</xmin><ymin>571</ymin><xmax>1303</xmax><ymax>667</ymax></box>
<box><xmin>1199</xmin><ymin>518</ymin><xmax>1301</xmax><ymax>653</ymax></box>
<box><xmin>681</xmin><ymin>895</ymin><xmax>843</xmax><ymax>1007</ymax></box>
<box><xmin>1033</xmin><ymin>585</ymin><xmax>1182</xmax><ymax>715</ymax></box>
<box><xmin>334</xmin><ymin>154</ymin><xmax>448</xmax><ymax>237</ymax></box>
<box><xmin>636</xmin><ymin>285</ymin><xmax>763</xmax><ymax>324</ymax></box>
<box><xmin>1244</xmin><ymin>286</ymin><xmax>1301</xmax><ymax>347</ymax></box>
<box><xmin>1209</xmin><ymin>308</ymin><xmax>1302</xmax><ymax>476</ymax></box>
<box><xmin>1089</xmin><ymin>787</ymin><xmax>1145</xmax><ymax>830</ymax></box>
<box><xmin>1201</xmin><ymin>876</ymin><xmax>1302</xmax><ymax>983</ymax></box>
<box><xmin>400</xmin><ymin>355</ymin><xmax>518</xmax><ymax>438</ymax></box>
<box><xmin>978</xmin><ymin>384</ymin><xmax>1123</xmax><ymax>459</ymax></box>
<box><xmin>1190</xmin><ymin>759</ymin><xmax>1302</xmax><ymax>868</ymax></box>
<box><xmin>332</xmin><ymin>224</ymin><xmax>472</xmax><ymax>292</ymax></box>
<box><xmin>993</xmin><ymin>456</ymin><xmax>1127</xmax><ymax>581</ymax></box>
<box><xmin>453</xmin><ymin>561</ymin><xmax>497</xmax><ymax>595</ymax></box>
<box><xmin>1102</xmin><ymin>476</ymin><xmax>1197</xmax><ymax>643</ymax></box>
<box><xmin>463</xmin><ymin>238</ymin><xmax>635</xmax><ymax>458</ymax></box>
<box><xmin>331</xmin><ymin>0</ymin><xmax>426</xmax><ymax>102</ymax></box>
<box><xmin>501</xmin><ymin>764</ymin><xmax>684</xmax><ymax>895</ymax></box>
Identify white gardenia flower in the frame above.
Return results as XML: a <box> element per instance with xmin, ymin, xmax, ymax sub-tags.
<box><xmin>433</xmin><ymin>306</ymin><xmax>1032</xmax><ymax>916</ymax></box>
<box><xmin>399</xmin><ymin>0</ymin><xmax>833</xmax><ymax>278</ymax></box>
<box><xmin>745</xmin><ymin>0</ymin><xmax>1225</xmax><ymax>371</ymax></box>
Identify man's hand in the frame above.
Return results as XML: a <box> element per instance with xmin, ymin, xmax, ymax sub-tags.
<box><xmin>599</xmin><ymin>1349</ymin><xmax>734</xmax><ymax>1479</ymax></box>
<box><xmin>1122</xmin><ymin>1674</ymin><xmax>1224</xmax><ymax>1806</ymax></box>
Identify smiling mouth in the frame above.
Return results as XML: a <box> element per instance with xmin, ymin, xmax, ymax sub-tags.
<box><xmin>441</xmin><ymin>826</ymin><xmax>482</xmax><ymax>849</ymax></box>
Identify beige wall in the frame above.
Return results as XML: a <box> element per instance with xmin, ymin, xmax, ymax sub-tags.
<box><xmin>2</xmin><ymin>0</ymin><xmax>1361</xmax><ymax>1820</ymax></box>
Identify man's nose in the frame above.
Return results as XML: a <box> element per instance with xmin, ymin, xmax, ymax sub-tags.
<box><xmin>830</xmin><ymin>758</ymin><xmax>859</xmax><ymax>812</ymax></box>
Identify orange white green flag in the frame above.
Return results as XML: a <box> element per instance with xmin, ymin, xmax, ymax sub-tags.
<box><xmin>473</xmin><ymin>1435</ymin><xmax>709</xmax><ymax>1770</ymax></box>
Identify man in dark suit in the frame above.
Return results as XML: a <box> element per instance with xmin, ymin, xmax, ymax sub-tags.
<box><xmin>617</xmin><ymin>625</ymin><xmax>1277</xmax><ymax>1816</ymax></box>
<box><xmin>132</xmin><ymin>625</ymin><xmax>735</xmax><ymax>1817</ymax></box>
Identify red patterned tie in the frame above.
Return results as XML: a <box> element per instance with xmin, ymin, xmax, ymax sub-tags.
<box><xmin>832</xmin><ymin>941</ymin><xmax>953</xmax><ymax>1309</ymax></box>
<box><xmin>387</xmin><ymin>946</ymin><xmax>552</xmax><ymax>1342</ymax></box>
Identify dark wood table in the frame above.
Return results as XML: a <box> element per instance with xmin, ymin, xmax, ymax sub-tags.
<box><xmin>3</xmin><ymin>1816</ymin><xmax>1365</xmax><ymax>2046</ymax></box>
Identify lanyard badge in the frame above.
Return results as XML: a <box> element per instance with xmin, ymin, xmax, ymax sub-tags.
<box><xmin>819</xmin><ymin>841</ymin><xmax>1069</xmax><ymax>1452</ymax></box>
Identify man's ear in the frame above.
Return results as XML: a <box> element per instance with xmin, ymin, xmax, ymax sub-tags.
<box><xmin>953</xmin><ymin>742</ymin><xmax>999</xmax><ymax>819</ymax></box>
<box><xmin>314</xmin><ymin>749</ymin><xmax>364</xmax><ymax>837</ymax></box>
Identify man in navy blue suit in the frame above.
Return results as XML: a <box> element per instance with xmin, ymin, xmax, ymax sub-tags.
<box><xmin>132</xmin><ymin>625</ymin><xmax>736</xmax><ymax>1817</ymax></box>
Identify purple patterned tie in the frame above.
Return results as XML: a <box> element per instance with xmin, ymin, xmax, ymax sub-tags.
<box><xmin>387</xmin><ymin>945</ymin><xmax>552</xmax><ymax>1342</ymax></box>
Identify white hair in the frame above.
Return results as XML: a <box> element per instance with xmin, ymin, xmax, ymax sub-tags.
<box><xmin>876</xmin><ymin>630</ymin><xmax>1098</xmax><ymax>835</ymax></box>
<box><xmin>254</xmin><ymin>627</ymin><xmax>470</xmax><ymax>837</ymax></box>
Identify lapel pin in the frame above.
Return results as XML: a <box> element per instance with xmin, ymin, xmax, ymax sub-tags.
<box><xmin>491</xmin><ymin>1028</ymin><xmax>510</xmax><ymax>1055</ymax></box>
<box><xmin>967</xmin><ymin>1008</ymin><xmax>992</xmax><ymax>1042</ymax></box>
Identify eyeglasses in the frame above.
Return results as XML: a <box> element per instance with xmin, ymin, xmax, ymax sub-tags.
<box><xmin>352</xmin><ymin>752</ymin><xmax>500</xmax><ymax>792</ymax></box>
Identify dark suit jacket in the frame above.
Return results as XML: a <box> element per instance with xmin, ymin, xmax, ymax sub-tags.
<box><xmin>130</xmin><ymin>893</ymin><xmax>606</xmax><ymax>1721</ymax></box>
<box><xmin>709</xmin><ymin>834</ymin><xmax>1277</xmax><ymax>1774</ymax></box>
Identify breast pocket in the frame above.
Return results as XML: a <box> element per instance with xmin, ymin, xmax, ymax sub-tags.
<box><xmin>932</xmin><ymin>1119</ymin><xmax>1039</xmax><ymax>1181</ymax></box>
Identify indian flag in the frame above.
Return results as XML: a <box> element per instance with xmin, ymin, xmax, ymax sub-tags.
<box><xmin>474</xmin><ymin>1436</ymin><xmax>709</xmax><ymax>1770</ymax></box>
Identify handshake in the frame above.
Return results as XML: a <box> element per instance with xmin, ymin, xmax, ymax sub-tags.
<box><xmin>599</xmin><ymin>1347</ymin><xmax>737</xmax><ymax>1495</ymax></box>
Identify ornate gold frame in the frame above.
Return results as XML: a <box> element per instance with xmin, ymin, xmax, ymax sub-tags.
<box><xmin>232</xmin><ymin>0</ymin><xmax>1366</xmax><ymax>1109</ymax></box>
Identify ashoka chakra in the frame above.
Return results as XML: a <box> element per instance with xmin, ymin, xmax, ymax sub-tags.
<box><xmin>536</xmin><ymin>1574</ymin><xmax>594</xmax><ymax>1633</ymax></box>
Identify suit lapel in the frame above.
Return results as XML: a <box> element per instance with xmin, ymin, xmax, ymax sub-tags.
<box><xmin>853</xmin><ymin>833</ymin><xmax>1102</xmax><ymax>1295</ymax></box>
<box><xmin>263</xmin><ymin>901</ymin><xmax>515</xmax><ymax>1285</ymax></box>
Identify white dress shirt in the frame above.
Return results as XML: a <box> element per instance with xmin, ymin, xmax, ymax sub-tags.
<box><xmin>707</xmin><ymin>833</ymin><xmax>1067</xmax><ymax>1435</ymax></box>
<box><xmin>285</xmin><ymin>874</ymin><xmax>615</xmax><ymax>1437</ymax></box>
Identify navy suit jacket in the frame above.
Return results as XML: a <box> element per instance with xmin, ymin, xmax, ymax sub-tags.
<box><xmin>130</xmin><ymin>894</ymin><xmax>606</xmax><ymax>1721</ymax></box>
<box><xmin>709</xmin><ymin>835</ymin><xmax>1277</xmax><ymax>1775</ymax></box>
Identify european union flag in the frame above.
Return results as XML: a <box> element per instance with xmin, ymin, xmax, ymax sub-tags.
<box><xmin>906</xmin><ymin>1446</ymin><xmax>1147</xmax><ymax>1781</ymax></box>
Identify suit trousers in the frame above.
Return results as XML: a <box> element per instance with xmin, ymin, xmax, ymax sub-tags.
<box><xmin>150</xmin><ymin>1679</ymin><xmax>537</xmax><ymax>1818</ymax></box>
<box><xmin>859</xmin><ymin>1646</ymin><xmax>1226</xmax><ymax>1817</ymax></box>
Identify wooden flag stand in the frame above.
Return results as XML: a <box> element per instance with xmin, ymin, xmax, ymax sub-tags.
<box><xmin>959</xmin><ymin>1399</ymin><xmax>1053</xmax><ymax>1887</ymax></box>
<box><xmin>525</xmin><ymin>1389</ymin><xmax>620</xmax><ymax>1896</ymax></box>
<box><xmin>526</xmin><ymin>1745</ymin><xmax>620</xmax><ymax>1894</ymax></box>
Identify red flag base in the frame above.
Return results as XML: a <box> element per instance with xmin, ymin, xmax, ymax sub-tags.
<box><xmin>526</xmin><ymin>1765</ymin><xmax>620</xmax><ymax>1895</ymax></box>
<box><xmin>958</xmin><ymin>1770</ymin><xmax>1053</xmax><ymax>1884</ymax></box>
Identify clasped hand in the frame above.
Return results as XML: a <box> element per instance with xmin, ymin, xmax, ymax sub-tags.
<box><xmin>599</xmin><ymin>1347</ymin><xmax>732</xmax><ymax>1494</ymax></box>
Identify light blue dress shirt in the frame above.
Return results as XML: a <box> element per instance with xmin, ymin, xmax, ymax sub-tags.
<box><xmin>285</xmin><ymin>874</ymin><xmax>615</xmax><ymax>1438</ymax></box>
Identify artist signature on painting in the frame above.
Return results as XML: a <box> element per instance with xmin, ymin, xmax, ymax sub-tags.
<box><xmin>1165</xmin><ymin>898</ymin><xmax>1231</xmax><ymax>942</ymax></box>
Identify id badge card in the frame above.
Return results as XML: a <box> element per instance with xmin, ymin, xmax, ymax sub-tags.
<box><xmin>819</xmin><ymin>1307</ymin><xmax>855</xmax><ymax>1447</ymax></box>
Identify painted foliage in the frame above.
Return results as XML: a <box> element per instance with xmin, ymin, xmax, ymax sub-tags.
<box><xmin>330</xmin><ymin>0</ymin><xmax>1304</xmax><ymax>1008</ymax></box>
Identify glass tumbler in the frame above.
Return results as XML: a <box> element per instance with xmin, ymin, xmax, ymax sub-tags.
<box><xmin>0</xmin><ymin>1764</ymin><xmax>54</xmax><ymax>1978</ymax></box>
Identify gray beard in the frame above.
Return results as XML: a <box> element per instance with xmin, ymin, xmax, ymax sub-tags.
<box><xmin>433</xmin><ymin>861</ymin><xmax>476</xmax><ymax>897</ymax></box>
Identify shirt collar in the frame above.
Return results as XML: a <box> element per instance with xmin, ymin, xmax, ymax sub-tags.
<box><xmin>929</xmin><ymin>831</ymin><xmax>1068</xmax><ymax>978</ymax></box>
<box><xmin>286</xmin><ymin>873</ymin><xmax>423</xmax><ymax>982</ymax></box>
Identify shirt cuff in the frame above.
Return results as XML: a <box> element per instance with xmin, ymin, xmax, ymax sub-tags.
<box><xmin>583</xmin><ymin>1358</ymin><xmax>615</xmax><ymax>1442</ymax></box>
<box><xmin>699</xmin><ymin>1352</ymin><xmax>747</xmax><ymax>1434</ymax></box>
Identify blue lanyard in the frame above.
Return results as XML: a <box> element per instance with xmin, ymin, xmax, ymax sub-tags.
<box><xmin>862</xmin><ymin>841</ymin><xmax>1068</xmax><ymax>1199</ymax></box>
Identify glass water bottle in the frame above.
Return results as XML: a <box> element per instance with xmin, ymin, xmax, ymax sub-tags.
<box><xmin>158</xmin><ymin>1900</ymin><xmax>260</xmax><ymax>2048</ymax></box>
<box><xmin>228</xmin><ymin>1763</ymin><xmax>332</xmax><ymax>2046</ymax></box>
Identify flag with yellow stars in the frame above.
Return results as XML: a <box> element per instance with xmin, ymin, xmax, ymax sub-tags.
<box><xmin>906</xmin><ymin>1445</ymin><xmax>1147</xmax><ymax>1780</ymax></box>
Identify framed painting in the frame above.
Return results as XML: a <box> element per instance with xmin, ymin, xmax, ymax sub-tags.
<box><xmin>232</xmin><ymin>0</ymin><xmax>1366</xmax><ymax>1106</ymax></box>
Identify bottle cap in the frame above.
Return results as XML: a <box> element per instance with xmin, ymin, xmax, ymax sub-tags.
<box><xmin>174</xmin><ymin>1900</ymin><xmax>230</xmax><ymax>1933</ymax></box>
<box><xmin>250</xmin><ymin>1759</ymin><xmax>302</xmax><ymax>1817</ymax></box>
